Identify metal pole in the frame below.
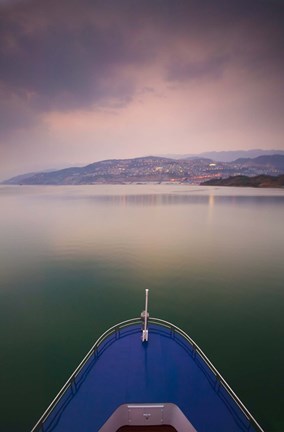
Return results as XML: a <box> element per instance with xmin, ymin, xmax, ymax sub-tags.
<box><xmin>142</xmin><ymin>289</ymin><xmax>149</xmax><ymax>342</ymax></box>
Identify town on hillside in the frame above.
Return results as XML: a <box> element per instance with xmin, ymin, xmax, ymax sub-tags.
<box><xmin>4</xmin><ymin>154</ymin><xmax>284</xmax><ymax>186</ymax></box>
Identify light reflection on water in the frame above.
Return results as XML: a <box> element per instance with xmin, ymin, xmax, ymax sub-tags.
<box><xmin>0</xmin><ymin>185</ymin><xmax>284</xmax><ymax>432</ymax></box>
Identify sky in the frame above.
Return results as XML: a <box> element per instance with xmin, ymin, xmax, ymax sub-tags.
<box><xmin>1</xmin><ymin>0</ymin><xmax>284</xmax><ymax>179</ymax></box>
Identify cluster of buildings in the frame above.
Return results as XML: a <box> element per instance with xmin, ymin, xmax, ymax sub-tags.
<box><xmin>7</xmin><ymin>155</ymin><xmax>284</xmax><ymax>185</ymax></box>
<box><xmin>84</xmin><ymin>157</ymin><xmax>284</xmax><ymax>185</ymax></box>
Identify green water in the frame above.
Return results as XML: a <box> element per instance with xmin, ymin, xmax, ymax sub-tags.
<box><xmin>0</xmin><ymin>185</ymin><xmax>283</xmax><ymax>432</ymax></box>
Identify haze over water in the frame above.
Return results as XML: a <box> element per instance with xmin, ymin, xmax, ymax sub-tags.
<box><xmin>0</xmin><ymin>185</ymin><xmax>284</xmax><ymax>432</ymax></box>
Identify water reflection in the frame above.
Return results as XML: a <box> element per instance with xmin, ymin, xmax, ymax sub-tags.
<box><xmin>0</xmin><ymin>185</ymin><xmax>284</xmax><ymax>432</ymax></box>
<box><xmin>44</xmin><ymin>192</ymin><xmax>284</xmax><ymax>207</ymax></box>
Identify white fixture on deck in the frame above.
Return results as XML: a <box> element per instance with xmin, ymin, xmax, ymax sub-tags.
<box><xmin>99</xmin><ymin>403</ymin><xmax>197</xmax><ymax>431</ymax></box>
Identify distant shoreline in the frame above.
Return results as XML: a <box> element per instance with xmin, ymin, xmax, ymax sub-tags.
<box><xmin>2</xmin><ymin>178</ymin><xmax>284</xmax><ymax>189</ymax></box>
<box><xmin>3</xmin><ymin>155</ymin><xmax>284</xmax><ymax>186</ymax></box>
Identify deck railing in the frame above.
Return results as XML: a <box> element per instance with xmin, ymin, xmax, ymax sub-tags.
<box><xmin>31</xmin><ymin>318</ymin><xmax>141</xmax><ymax>432</ymax></box>
<box><xmin>149</xmin><ymin>318</ymin><xmax>264</xmax><ymax>432</ymax></box>
<box><xmin>31</xmin><ymin>317</ymin><xmax>264</xmax><ymax>432</ymax></box>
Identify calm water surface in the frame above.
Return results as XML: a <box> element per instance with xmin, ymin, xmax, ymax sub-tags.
<box><xmin>0</xmin><ymin>185</ymin><xmax>283</xmax><ymax>432</ymax></box>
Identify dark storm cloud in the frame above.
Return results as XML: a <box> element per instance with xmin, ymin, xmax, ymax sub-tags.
<box><xmin>0</xmin><ymin>89</ymin><xmax>37</xmax><ymax>132</ymax></box>
<box><xmin>164</xmin><ymin>0</ymin><xmax>284</xmax><ymax>83</ymax></box>
<box><xmin>0</xmin><ymin>0</ymin><xmax>145</xmax><ymax>111</ymax></box>
<box><xmin>1</xmin><ymin>0</ymin><xmax>284</xmax><ymax>130</ymax></box>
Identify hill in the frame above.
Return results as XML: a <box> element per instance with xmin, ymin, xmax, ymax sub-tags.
<box><xmin>3</xmin><ymin>157</ymin><xmax>197</xmax><ymax>185</ymax></box>
<box><xmin>3</xmin><ymin>154</ymin><xmax>284</xmax><ymax>185</ymax></box>
<box><xmin>233</xmin><ymin>155</ymin><xmax>284</xmax><ymax>170</ymax></box>
<box><xmin>201</xmin><ymin>175</ymin><xmax>284</xmax><ymax>188</ymax></box>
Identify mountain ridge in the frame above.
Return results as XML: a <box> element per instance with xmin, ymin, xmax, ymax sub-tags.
<box><xmin>3</xmin><ymin>154</ymin><xmax>284</xmax><ymax>185</ymax></box>
<box><xmin>158</xmin><ymin>149</ymin><xmax>284</xmax><ymax>162</ymax></box>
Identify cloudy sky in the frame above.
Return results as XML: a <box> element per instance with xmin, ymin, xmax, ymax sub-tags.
<box><xmin>1</xmin><ymin>0</ymin><xmax>284</xmax><ymax>179</ymax></box>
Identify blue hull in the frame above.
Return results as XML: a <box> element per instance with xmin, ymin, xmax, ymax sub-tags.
<box><xmin>31</xmin><ymin>319</ymin><xmax>263</xmax><ymax>432</ymax></box>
